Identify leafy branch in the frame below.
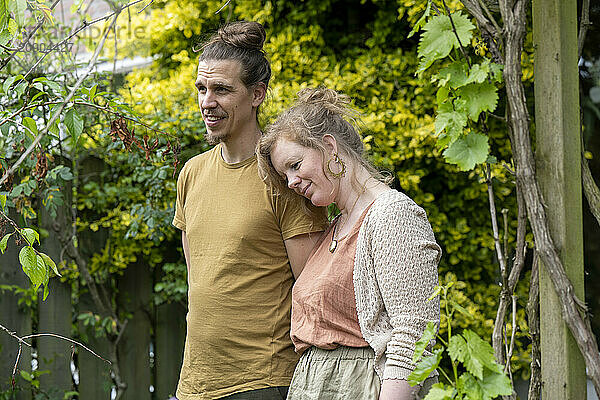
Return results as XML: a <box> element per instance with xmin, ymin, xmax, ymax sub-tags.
<box><xmin>408</xmin><ymin>282</ymin><xmax>513</xmax><ymax>399</ymax></box>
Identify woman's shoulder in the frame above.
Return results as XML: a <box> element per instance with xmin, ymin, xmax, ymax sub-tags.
<box><xmin>368</xmin><ymin>189</ymin><xmax>419</xmax><ymax>216</ymax></box>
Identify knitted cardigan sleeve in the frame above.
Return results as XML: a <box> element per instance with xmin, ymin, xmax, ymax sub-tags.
<box><xmin>367</xmin><ymin>196</ymin><xmax>441</xmax><ymax>379</ymax></box>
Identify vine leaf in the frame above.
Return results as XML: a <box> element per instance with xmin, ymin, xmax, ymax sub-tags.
<box><xmin>438</xmin><ymin>61</ymin><xmax>469</xmax><ymax>89</ymax></box>
<box><xmin>435</xmin><ymin>101</ymin><xmax>468</xmax><ymax>146</ymax></box>
<box><xmin>456</xmin><ymin>82</ymin><xmax>499</xmax><ymax>120</ymax></box>
<box><xmin>449</xmin><ymin>333</ymin><xmax>483</xmax><ymax>379</ymax></box>
<box><xmin>458</xmin><ymin>373</ymin><xmax>483</xmax><ymax>400</ymax></box>
<box><xmin>443</xmin><ymin>132</ymin><xmax>489</xmax><ymax>171</ymax></box>
<box><xmin>421</xmin><ymin>382</ymin><xmax>456</xmax><ymax>399</ymax></box>
<box><xmin>465</xmin><ymin>62</ymin><xmax>490</xmax><ymax>85</ymax></box>
<box><xmin>479</xmin><ymin>369</ymin><xmax>513</xmax><ymax>399</ymax></box>
<box><xmin>413</xmin><ymin>321</ymin><xmax>438</xmax><ymax>363</ymax></box>
<box><xmin>417</xmin><ymin>12</ymin><xmax>475</xmax><ymax>74</ymax></box>
<box><xmin>407</xmin><ymin>348</ymin><xmax>443</xmax><ymax>386</ymax></box>
<box><xmin>408</xmin><ymin>1</ymin><xmax>431</xmax><ymax>38</ymax></box>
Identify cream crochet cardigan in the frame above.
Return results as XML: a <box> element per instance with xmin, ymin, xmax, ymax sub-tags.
<box><xmin>354</xmin><ymin>189</ymin><xmax>441</xmax><ymax>381</ymax></box>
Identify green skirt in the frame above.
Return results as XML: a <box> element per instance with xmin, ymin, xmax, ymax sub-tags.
<box><xmin>287</xmin><ymin>346</ymin><xmax>379</xmax><ymax>400</ymax></box>
<box><xmin>287</xmin><ymin>346</ymin><xmax>437</xmax><ymax>400</ymax></box>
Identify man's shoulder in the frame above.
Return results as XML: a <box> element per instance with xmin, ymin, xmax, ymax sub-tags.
<box><xmin>178</xmin><ymin>147</ymin><xmax>218</xmax><ymax>177</ymax></box>
<box><xmin>184</xmin><ymin>147</ymin><xmax>218</xmax><ymax>169</ymax></box>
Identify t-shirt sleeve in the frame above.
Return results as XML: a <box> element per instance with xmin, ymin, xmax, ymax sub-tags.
<box><xmin>274</xmin><ymin>191</ymin><xmax>329</xmax><ymax>240</ymax></box>
<box><xmin>172</xmin><ymin>164</ymin><xmax>187</xmax><ymax>231</ymax></box>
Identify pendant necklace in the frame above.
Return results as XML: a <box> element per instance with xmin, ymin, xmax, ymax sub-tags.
<box><xmin>329</xmin><ymin>188</ymin><xmax>367</xmax><ymax>253</ymax></box>
<box><xmin>328</xmin><ymin>215</ymin><xmax>342</xmax><ymax>253</ymax></box>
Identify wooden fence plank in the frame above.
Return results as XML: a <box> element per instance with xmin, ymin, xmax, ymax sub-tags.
<box><xmin>77</xmin><ymin>293</ymin><xmax>111</xmax><ymax>400</ymax></box>
<box><xmin>37</xmin><ymin>205</ymin><xmax>73</xmax><ymax>394</ymax></box>
<box><xmin>118</xmin><ymin>261</ymin><xmax>152</xmax><ymax>400</ymax></box>
<box><xmin>155</xmin><ymin>302</ymin><xmax>185</xmax><ymax>400</ymax></box>
<box><xmin>0</xmin><ymin>222</ymin><xmax>33</xmax><ymax>400</ymax></box>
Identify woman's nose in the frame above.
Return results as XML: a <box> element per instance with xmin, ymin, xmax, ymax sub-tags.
<box><xmin>287</xmin><ymin>175</ymin><xmax>300</xmax><ymax>189</ymax></box>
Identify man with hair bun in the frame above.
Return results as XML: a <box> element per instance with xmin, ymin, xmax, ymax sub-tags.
<box><xmin>172</xmin><ymin>21</ymin><xmax>327</xmax><ymax>399</ymax></box>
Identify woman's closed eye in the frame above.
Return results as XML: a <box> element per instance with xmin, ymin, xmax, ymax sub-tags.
<box><xmin>291</xmin><ymin>161</ymin><xmax>301</xmax><ymax>170</ymax></box>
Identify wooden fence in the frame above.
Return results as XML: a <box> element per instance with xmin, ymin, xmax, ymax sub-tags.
<box><xmin>0</xmin><ymin>221</ymin><xmax>186</xmax><ymax>400</ymax></box>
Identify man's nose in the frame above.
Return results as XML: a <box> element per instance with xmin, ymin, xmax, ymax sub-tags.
<box><xmin>200</xmin><ymin>91</ymin><xmax>217</xmax><ymax>109</ymax></box>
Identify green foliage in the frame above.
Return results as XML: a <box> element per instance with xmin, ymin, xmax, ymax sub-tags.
<box><xmin>409</xmin><ymin>281</ymin><xmax>513</xmax><ymax>400</ymax></box>
<box><xmin>154</xmin><ymin>262</ymin><xmax>188</xmax><ymax>306</ymax></box>
<box><xmin>77</xmin><ymin>311</ymin><xmax>118</xmax><ymax>338</ymax></box>
<box><xmin>0</xmin><ymin>369</ymin><xmax>78</xmax><ymax>400</ymax></box>
<box><xmin>414</xmin><ymin>4</ymin><xmax>503</xmax><ymax>170</ymax></box>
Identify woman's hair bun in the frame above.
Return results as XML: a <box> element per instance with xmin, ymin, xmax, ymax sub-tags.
<box><xmin>295</xmin><ymin>87</ymin><xmax>355</xmax><ymax>119</ymax></box>
<box><xmin>218</xmin><ymin>21</ymin><xmax>266</xmax><ymax>52</ymax></box>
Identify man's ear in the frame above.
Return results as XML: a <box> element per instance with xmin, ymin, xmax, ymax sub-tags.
<box><xmin>322</xmin><ymin>134</ymin><xmax>338</xmax><ymax>156</ymax></box>
<box><xmin>252</xmin><ymin>83</ymin><xmax>267</xmax><ymax>108</ymax></box>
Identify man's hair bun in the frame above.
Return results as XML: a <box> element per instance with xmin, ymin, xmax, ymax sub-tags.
<box><xmin>217</xmin><ymin>21</ymin><xmax>266</xmax><ymax>52</ymax></box>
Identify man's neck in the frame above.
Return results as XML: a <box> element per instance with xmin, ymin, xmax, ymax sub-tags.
<box><xmin>220</xmin><ymin>125</ymin><xmax>261</xmax><ymax>164</ymax></box>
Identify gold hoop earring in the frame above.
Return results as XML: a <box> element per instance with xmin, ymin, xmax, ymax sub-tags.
<box><xmin>327</xmin><ymin>153</ymin><xmax>346</xmax><ymax>179</ymax></box>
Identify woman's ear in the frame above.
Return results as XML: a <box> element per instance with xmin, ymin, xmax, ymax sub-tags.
<box><xmin>322</xmin><ymin>134</ymin><xmax>338</xmax><ymax>156</ymax></box>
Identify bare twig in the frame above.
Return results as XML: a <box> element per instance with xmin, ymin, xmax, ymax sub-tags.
<box><xmin>138</xmin><ymin>0</ymin><xmax>154</xmax><ymax>13</ymax></box>
<box><xmin>578</xmin><ymin>0</ymin><xmax>600</xmax><ymax>228</ymax></box>
<box><xmin>582</xmin><ymin>151</ymin><xmax>600</xmax><ymax>226</ymax></box>
<box><xmin>0</xmin><ymin>322</ymin><xmax>110</xmax><ymax>384</ymax></box>
<box><xmin>477</xmin><ymin>0</ymin><xmax>502</xmax><ymax>34</ymax></box>
<box><xmin>578</xmin><ymin>0</ymin><xmax>591</xmax><ymax>59</ymax></box>
<box><xmin>486</xmin><ymin>165</ymin><xmax>508</xmax><ymax>276</ymax></box>
<box><xmin>1</xmin><ymin>100</ymin><xmax>176</xmax><ymax>138</ymax></box>
<box><xmin>527</xmin><ymin>252</ymin><xmax>541</xmax><ymax>400</ymax></box>
<box><xmin>21</xmin><ymin>332</ymin><xmax>111</xmax><ymax>363</ymax></box>
<box><xmin>215</xmin><ymin>0</ymin><xmax>232</xmax><ymax>15</ymax></box>
<box><xmin>460</xmin><ymin>0</ymin><xmax>503</xmax><ymax>62</ymax></box>
<box><xmin>506</xmin><ymin>294</ymin><xmax>518</xmax><ymax>368</ymax></box>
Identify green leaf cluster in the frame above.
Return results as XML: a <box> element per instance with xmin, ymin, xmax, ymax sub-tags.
<box><xmin>414</xmin><ymin>6</ymin><xmax>504</xmax><ymax>171</ymax></box>
<box><xmin>409</xmin><ymin>281</ymin><xmax>513</xmax><ymax>400</ymax></box>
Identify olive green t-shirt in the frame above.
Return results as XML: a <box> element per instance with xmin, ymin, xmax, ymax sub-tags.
<box><xmin>173</xmin><ymin>144</ymin><xmax>327</xmax><ymax>400</ymax></box>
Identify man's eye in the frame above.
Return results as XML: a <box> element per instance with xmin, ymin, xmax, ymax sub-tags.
<box><xmin>197</xmin><ymin>86</ymin><xmax>206</xmax><ymax>93</ymax></box>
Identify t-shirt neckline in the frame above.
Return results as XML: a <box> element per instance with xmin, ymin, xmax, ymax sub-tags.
<box><xmin>216</xmin><ymin>143</ymin><xmax>257</xmax><ymax>169</ymax></box>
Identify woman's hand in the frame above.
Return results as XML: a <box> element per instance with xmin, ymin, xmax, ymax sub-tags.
<box><xmin>379</xmin><ymin>379</ymin><xmax>419</xmax><ymax>400</ymax></box>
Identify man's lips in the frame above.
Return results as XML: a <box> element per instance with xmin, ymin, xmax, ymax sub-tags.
<box><xmin>203</xmin><ymin>113</ymin><xmax>226</xmax><ymax>126</ymax></box>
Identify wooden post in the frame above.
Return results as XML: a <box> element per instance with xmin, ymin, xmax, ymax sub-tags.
<box><xmin>533</xmin><ymin>0</ymin><xmax>586</xmax><ymax>398</ymax></box>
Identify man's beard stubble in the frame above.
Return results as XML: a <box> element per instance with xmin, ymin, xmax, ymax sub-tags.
<box><xmin>203</xmin><ymin>130</ymin><xmax>229</xmax><ymax>146</ymax></box>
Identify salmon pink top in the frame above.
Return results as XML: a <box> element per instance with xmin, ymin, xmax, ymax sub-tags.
<box><xmin>290</xmin><ymin>204</ymin><xmax>374</xmax><ymax>354</ymax></box>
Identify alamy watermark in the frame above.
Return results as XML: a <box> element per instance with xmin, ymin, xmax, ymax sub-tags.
<box><xmin>15</xmin><ymin>23</ymin><xmax>148</xmax><ymax>54</ymax></box>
